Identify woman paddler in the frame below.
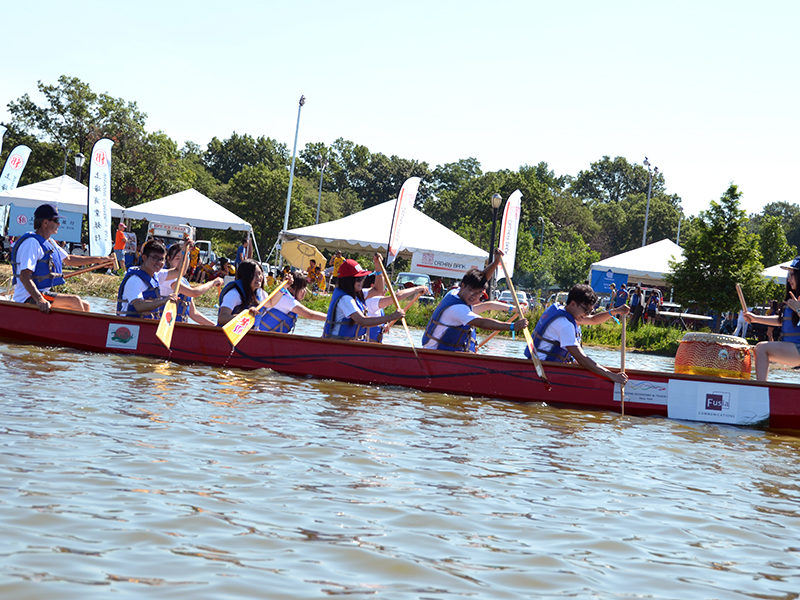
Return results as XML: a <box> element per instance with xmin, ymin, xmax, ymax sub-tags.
<box><xmin>322</xmin><ymin>258</ymin><xmax>404</xmax><ymax>342</ymax></box>
<box><xmin>743</xmin><ymin>256</ymin><xmax>800</xmax><ymax>380</ymax></box>
<box><xmin>217</xmin><ymin>259</ymin><xmax>266</xmax><ymax>327</ymax></box>
<box><xmin>256</xmin><ymin>272</ymin><xmax>327</xmax><ymax>333</ymax></box>
<box><xmin>158</xmin><ymin>241</ymin><xmax>224</xmax><ymax>326</ymax></box>
<box><xmin>360</xmin><ymin>253</ymin><xmax>428</xmax><ymax>343</ymax></box>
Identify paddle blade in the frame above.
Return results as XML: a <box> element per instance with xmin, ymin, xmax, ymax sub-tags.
<box><xmin>156</xmin><ymin>300</ymin><xmax>178</xmax><ymax>348</ymax></box>
<box><xmin>522</xmin><ymin>328</ymin><xmax>546</xmax><ymax>380</ymax></box>
<box><xmin>222</xmin><ymin>310</ymin><xmax>258</xmax><ymax>347</ymax></box>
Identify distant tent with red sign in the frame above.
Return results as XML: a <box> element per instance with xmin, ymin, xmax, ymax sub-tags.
<box><xmin>0</xmin><ymin>175</ymin><xmax>125</xmax><ymax>216</ymax></box>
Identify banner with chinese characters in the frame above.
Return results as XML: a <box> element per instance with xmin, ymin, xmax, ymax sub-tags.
<box><xmin>8</xmin><ymin>204</ymin><xmax>83</xmax><ymax>243</ymax></box>
<box><xmin>87</xmin><ymin>138</ymin><xmax>114</xmax><ymax>257</ymax></box>
<box><xmin>386</xmin><ymin>176</ymin><xmax>421</xmax><ymax>266</ymax></box>
<box><xmin>496</xmin><ymin>189</ymin><xmax>522</xmax><ymax>282</ymax></box>
<box><xmin>0</xmin><ymin>145</ymin><xmax>32</xmax><ymax>192</ymax></box>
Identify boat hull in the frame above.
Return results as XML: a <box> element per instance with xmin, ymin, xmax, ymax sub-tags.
<box><xmin>1</xmin><ymin>300</ymin><xmax>798</xmax><ymax>431</ymax></box>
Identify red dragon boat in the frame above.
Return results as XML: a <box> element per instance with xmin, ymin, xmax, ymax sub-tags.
<box><xmin>1</xmin><ymin>299</ymin><xmax>798</xmax><ymax>431</ymax></box>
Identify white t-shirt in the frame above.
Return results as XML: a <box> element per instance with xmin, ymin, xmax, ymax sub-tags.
<box><xmin>157</xmin><ymin>268</ymin><xmax>182</xmax><ymax>296</ymax></box>
<box><xmin>119</xmin><ymin>270</ymin><xmax>160</xmax><ymax>316</ymax></box>
<box><xmin>423</xmin><ymin>289</ymin><xmax>479</xmax><ymax>350</ymax></box>
<box><xmin>13</xmin><ymin>236</ymin><xmax>69</xmax><ymax>303</ymax></box>
<box><xmin>365</xmin><ymin>295</ymin><xmax>384</xmax><ymax>318</ymax></box>
<box><xmin>331</xmin><ymin>293</ymin><xmax>365</xmax><ymax>337</ymax></box>
<box><xmin>220</xmin><ymin>286</ymin><xmax>266</xmax><ymax>312</ymax></box>
<box><xmin>536</xmin><ymin>309</ymin><xmax>580</xmax><ymax>361</ymax></box>
<box><xmin>271</xmin><ymin>291</ymin><xmax>301</xmax><ymax>315</ymax></box>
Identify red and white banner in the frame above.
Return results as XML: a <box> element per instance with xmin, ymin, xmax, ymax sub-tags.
<box><xmin>0</xmin><ymin>145</ymin><xmax>32</xmax><ymax>192</ymax></box>
<box><xmin>386</xmin><ymin>176</ymin><xmax>421</xmax><ymax>266</ymax></box>
<box><xmin>87</xmin><ymin>138</ymin><xmax>114</xmax><ymax>257</ymax></box>
<box><xmin>496</xmin><ymin>189</ymin><xmax>522</xmax><ymax>282</ymax></box>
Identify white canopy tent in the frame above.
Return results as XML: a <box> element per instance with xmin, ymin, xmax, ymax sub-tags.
<box><xmin>0</xmin><ymin>175</ymin><xmax>125</xmax><ymax>216</ymax></box>
<box><xmin>280</xmin><ymin>200</ymin><xmax>489</xmax><ymax>279</ymax></box>
<box><xmin>762</xmin><ymin>261</ymin><xmax>791</xmax><ymax>286</ymax></box>
<box><xmin>121</xmin><ymin>188</ymin><xmax>251</xmax><ymax>232</ymax></box>
<box><xmin>589</xmin><ymin>239</ymin><xmax>684</xmax><ymax>291</ymax></box>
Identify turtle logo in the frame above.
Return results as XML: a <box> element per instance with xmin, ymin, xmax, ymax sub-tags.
<box><xmin>111</xmin><ymin>326</ymin><xmax>135</xmax><ymax>344</ymax></box>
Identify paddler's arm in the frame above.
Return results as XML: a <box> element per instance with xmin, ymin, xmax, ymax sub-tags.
<box><xmin>376</xmin><ymin>285</ymin><xmax>428</xmax><ymax>308</ymax></box>
<box><xmin>566</xmin><ymin>344</ymin><xmax>628</xmax><ymax>385</ymax></box>
<box><xmin>18</xmin><ymin>269</ymin><xmax>51</xmax><ymax>313</ymax></box>
<box><xmin>365</xmin><ymin>253</ymin><xmax>386</xmax><ymax>299</ymax></box>
<box><xmin>473</xmin><ymin>300</ymin><xmax>515</xmax><ymax>314</ymax></box>
<box><xmin>467</xmin><ymin>316</ymin><xmax>529</xmax><ymax>332</ymax></box>
<box><xmin>180</xmin><ymin>277</ymin><xmax>223</xmax><ymax>298</ymax></box>
<box><xmin>187</xmin><ymin>301</ymin><xmax>215</xmax><ymax>327</ymax></box>
<box><xmin>577</xmin><ymin>304</ymin><xmax>629</xmax><ymax>325</ymax></box>
<box><xmin>481</xmin><ymin>248</ymin><xmax>504</xmax><ymax>280</ymax></box>
<box><xmin>293</xmin><ymin>304</ymin><xmax>327</xmax><ymax>321</ymax></box>
<box><xmin>744</xmin><ymin>311</ymin><xmax>780</xmax><ymax>326</ymax></box>
<box><xmin>131</xmin><ymin>292</ymin><xmax>178</xmax><ymax>314</ymax></box>
<box><xmin>349</xmin><ymin>308</ymin><xmax>405</xmax><ymax>327</ymax></box>
<box><xmin>62</xmin><ymin>255</ymin><xmax>109</xmax><ymax>267</ymax></box>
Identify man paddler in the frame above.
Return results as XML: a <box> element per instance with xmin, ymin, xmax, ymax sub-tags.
<box><xmin>527</xmin><ymin>283</ymin><xmax>628</xmax><ymax>384</ymax></box>
<box><xmin>10</xmin><ymin>203</ymin><xmax>101</xmax><ymax>313</ymax></box>
<box><xmin>422</xmin><ymin>249</ymin><xmax>530</xmax><ymax>352</ymax></box>
<box><xmin>116</xmin><ymin>239</ymin><xmax>178</xmax><ymax>319</ymax></box>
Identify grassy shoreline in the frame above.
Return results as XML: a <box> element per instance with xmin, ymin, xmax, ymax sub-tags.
<box><xmin>1</xmin><ymin>264</ymin><xmax>686</xmax><ymax>355</ymax></box>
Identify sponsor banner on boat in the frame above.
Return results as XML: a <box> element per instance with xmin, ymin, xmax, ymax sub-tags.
<box><xmin>667</xmin><ymin>379</ymin><xmax>770</xmax><ymax>425</ymax></box>
<box><xmin>107</xmin><ymin>324</ymin><xmax>140</xmax><ymax>350</ymax></box>
<box><xmin>614</xmin><ymin>380</ymin><xmax>668</xmax><ymax>405</ymax></box>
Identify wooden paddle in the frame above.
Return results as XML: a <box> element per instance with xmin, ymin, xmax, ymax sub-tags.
<box><xmin>735</xmin><ymin>283</ymin><xmax>748</xmax><ymax>314</ymax></box>
<box><xmin>223</xmin><ymin>280</ymin><xmax>289</xmax><ymax>347</ymax></box>
<box><xmin>385</xmin><ymin>290</ymin><xmax>423</xmax><ymax>331</ymax></box>
<box><xmin>620</xmin><ymin>313</ymin><xmax>627</xmax><ymax>416</ymax></box>
<box><xmin>499</xmin><ymin>256</ymin><xmax>550</xmax><ymax>389</ymax></box>
<box><xmin>156</xmin><ymin>241</ymin><xmax>192</xmax><ymax>349</ymax></box>
<box><xmin>376</xmin><ymin>255</ymin><xmax>420</xmax><ymax>361</ymax></box>
<box><xmin>477</xmin><ymin>311</ymin><xmax>519</xmax><ymax>350</ymax></box>
<box><xmin>62</xmin><ymin>256</ymin><xmax>118</xmax><ymax>279</ymax></box>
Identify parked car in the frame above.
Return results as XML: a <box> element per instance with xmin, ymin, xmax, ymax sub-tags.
<box><xmin>546</xmin><ymin>292</ymin><xmax>568</xmax><ymax>307</ymax></box>
<box><xmin>393</xmin><ymin>272</ymin><xmax>436</xmax><ymax>305</ymax></box>
<box><xmin>498</xmin><ymin>290</ymin><xmax>530</xmax><ymax>313</ymax></box>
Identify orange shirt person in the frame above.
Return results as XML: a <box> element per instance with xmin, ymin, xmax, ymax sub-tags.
<box><xmin>113</xmin><ymin>222</ymin><xmax>127</xmax><ymax>267</ymax></box>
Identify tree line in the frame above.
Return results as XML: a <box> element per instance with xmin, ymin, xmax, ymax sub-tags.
<box><xmin>3</xmin><ymin>76</ymin><xmax>797</xmax><ymax>314</ymax></box>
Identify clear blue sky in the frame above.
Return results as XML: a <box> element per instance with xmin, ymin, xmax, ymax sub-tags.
<box><xmin>3</xmin><ymin>0</ymin><xmax>798</xmax><ymax>218</ymax></box>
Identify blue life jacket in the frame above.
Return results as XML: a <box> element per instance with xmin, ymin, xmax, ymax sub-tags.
<box><xmin>630</xmin><ymin>292</ymin><xmax>641</xmax><ymax>307</ymax></box>
<box><xmin>782</xmin><ymin>305</ymin><xmax>800</xmax><ymax>342</ymax></box>
<box><xmin>322</xmin><ymin>287</ymin><xmax>368</xmax><ymax>341</ymax></box>
<box><xmin>116</xmin><ymin>267</ymin><xmax>161</xmax><ymax>319</ymax></box>
<box><xmin>258</xmin><ymin>289</ymin><xmax>298</xmax><ymax>333</ymax></box>
<box><xmin>421</xmin><ymin>290</ymin><xmax>477</xmax><ymax>353</ymax></box>
<box><xmin>614</xmin><ymin>290</ymin><xmax>628</xmax><ymax>308</ymax></box>
<box><xmin>11</xmin><ymin>232</ymin><xmax>65</xmax><ymax>290</ymax></box>
<box><xmin>174</xmin><ymin>276</ymin><xmax>192</xmax><ymax>323</ymax></box>
<box><xmin>218</xmin><ymin>280</ymin><xmax>262</xmax><ymax>328</ymax></box>
<box><xmin>368</xmin><ymin>303</ymin><xmax>385</xmax><ymax>343</ymax></box>
<box><xmin>525</xmin><ymin>304</ymin><xmax>579</xmax><ymax>363</ymax></box>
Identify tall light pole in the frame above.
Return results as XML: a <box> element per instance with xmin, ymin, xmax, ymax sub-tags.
<box><xmin>676</xmin><ymin>210</ymin><xmax>683</xmax><ymax>246</ymax></box>
<box><xmin>74</xmin><ymin>152</ymin><xmax>85</xmax><ymax>183</ymax></box>
<box><xmin>281</xmin><ymin>95</ymin><xmax>305</xmax><ymax>265</ymax></box>
<box><xmin>315</xmin><ymin>154</ymin><xmax>328</xmax><ymax>225</ymax></box>
<box><xmin>641</xmin><ymin>157</ymin><xmax>658</xmax><ymax>247</ymax></box>
<box><xmin>538</xmin><ymin>216</ymin><xmax>545</xmax><ymax>256</ymax></box>
<box><xmin>488</xmin><ymin>193</ymin><xmax>503</xmax><ymax>297</ymax></box>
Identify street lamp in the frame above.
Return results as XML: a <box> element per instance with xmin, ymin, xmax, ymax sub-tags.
<box><xmin>538</xmin><ymin>216</ymin><xmax>545</xmax><ymax>256</ymax></box>
<box><xmin>315</xmin><ymin>154</ymin><xmax>328</xmax><ymax>225</ymax></box>
<box><xmin>74</xmin><ymin>152</ymin><xmax>85</xmax><ymax>182</ymax></box>
<box><xmin>641</xmin><ymin>157</ymin><xmax>658</xmax><ymax>247</ymax></box>
<box><xmin>676</xmin><ymin>209</ymin><xmax>684</xmax><ymax>246</ymax></box>
<box><xmin>488</xmin><ymin>193</ymin><xmax>503</xmax><ymax>296</ymax></box>
<box><xmin>281</xmin><ymin>94</ymin><xmax>306</xmax><ymax>266</ymax></box>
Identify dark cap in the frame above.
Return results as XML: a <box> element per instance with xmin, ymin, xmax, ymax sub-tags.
<box><xmin>34</xmin><ymin>203</ymin><xmax>60</xmax><ymax>219</ymax></box>
<box><xmin>781</xmin><ymin>256</ymin><xmax>800</xmax><ymax>271</ymax></box>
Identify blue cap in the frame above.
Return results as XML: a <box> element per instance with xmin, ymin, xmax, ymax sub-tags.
<box><xmin>781</xmin><ymin>256</ymin><xmax>800</xmax><ymax>271</ymax></box>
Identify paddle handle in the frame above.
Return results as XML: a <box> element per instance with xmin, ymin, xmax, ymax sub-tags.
<box><xmin>735</xmin><ymin>284</ymin><xmax>748</xmax><ymax>314</ymax></box>
<box><xmin>477</xmin><ymin>311</ymin><xmax>519</xmax><ymax>349</ymax></box>
<box><xmin>63</xmin><ymin>257</ymin><xmax>117</xmax><ymax>279</ymax></box>
<box><xmin>620</xmin><ymin>313</ymin><xmax>626</xmax><ymax>414</ymax></box>
<box><xmin>499</xmin><ymin>256</ymin><xmax>549</xmax><ymax>386</ymax></box>
<box><xmin>385</xmin><ymin>291</ymin><xmax>422</xmax><ymax>331</ymax></box>
<box><xmin>376</xmin><ymin>256</ymin><xmax>419</xmax><ymax>359</ymax></box>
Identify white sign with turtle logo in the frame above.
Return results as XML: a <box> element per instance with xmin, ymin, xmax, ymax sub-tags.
<box><xmin>107</xmin><ymin>324</ymin><xmax>140</xmax><ymax>350</ymax></box>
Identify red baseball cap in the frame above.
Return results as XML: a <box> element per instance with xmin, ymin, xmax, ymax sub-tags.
<box><xmin>337</xmin><ymin>259</ymin><xmax>371</xmax><ymax>278</ymax></box>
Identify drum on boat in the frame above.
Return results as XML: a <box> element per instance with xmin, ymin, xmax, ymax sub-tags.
<box><xmin>674</xmin><ymin>332</ymin><xmax>752</xmax><ymax>379</ymax></box>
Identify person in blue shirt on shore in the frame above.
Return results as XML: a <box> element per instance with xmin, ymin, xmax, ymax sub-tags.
<box><xmin>614</xmin><ymin>283</ymin><xmax>628</xmax><ymax>308</ymax></box>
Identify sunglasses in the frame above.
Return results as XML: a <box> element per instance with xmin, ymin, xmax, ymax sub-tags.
<box><xmin>49</xmin><ymin>217</ymin><xmax>64</xmax><ymax>225</ymax></box>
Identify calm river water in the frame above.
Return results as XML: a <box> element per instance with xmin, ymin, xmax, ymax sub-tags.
<box><xmin>1</xmin><ymin>299</ymin><xmax>799</xmax><ymax>599</ymax></box>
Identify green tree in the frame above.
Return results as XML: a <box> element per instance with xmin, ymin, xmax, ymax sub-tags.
<box><xmin>204</xmin><ymin>132</ymin><xmax>288</xmax><ymax>183</ymax></box>
<box><xmin>758</xmin><ymin>214</ymin><xmax>796</xmax><ymax>266</ymax></box>
<box><xmin>570</xmin><ymin>156</ymin><xmax>664</xmax><ymax>204</ymax></box>
<box><xmin>226</xmin><ymin>164</ymin><xmax>312</xmax><ymax>253</ymax></box>
<box><xmin>667</xmin><ymin>184</ymin><xmax>766</xmax><ymax>318</ymax></box>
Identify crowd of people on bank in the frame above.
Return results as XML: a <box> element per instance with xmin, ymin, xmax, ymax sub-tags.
<box><xmin>8</xmin><ymin>202</ymin><xmax>800</xmax><ymax>383</ymax></box>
